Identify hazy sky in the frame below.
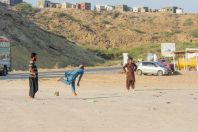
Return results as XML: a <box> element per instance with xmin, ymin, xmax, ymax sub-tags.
<box><xmin>24</xmin><ymin>0</ymin><xmax>198</xmax><ymax>13</ymax></box>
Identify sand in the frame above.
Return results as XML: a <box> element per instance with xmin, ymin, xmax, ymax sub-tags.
<box><xmin>0</xmin><ymin>72</ymin><xmax>198</xmax><ymax>132</ymax></box>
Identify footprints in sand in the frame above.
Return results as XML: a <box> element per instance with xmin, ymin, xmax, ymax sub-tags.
<box><xmin>153</xmin><ymin>94</ymin><xmax>162</xmax><ymax>97</ymax></box>
<box><xmin>166</xmin><ymin>102</ymin><xmax>171</xmax><ymax>104</ymax></box>
<box><xmin>189</xmin><ymin>93</ymin><xmax>198</xmax><ymax>100</ymax></box>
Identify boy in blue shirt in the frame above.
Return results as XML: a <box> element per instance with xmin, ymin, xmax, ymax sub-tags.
<box><xmin>62</xmin><ymin>65</ymin><xmax>85</xmax><ymax>96</ymax></box>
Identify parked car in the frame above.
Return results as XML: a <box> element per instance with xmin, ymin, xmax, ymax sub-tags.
<box><xmin>0</xmin><ymin>64</ymin><xmax>7</xmax><ymax>76</ymax></box>
<box><xmin>158</xmin><ymin>59</ymin><xmax>175</xmax><ymax>72</ymax></box>
<box><xmin>137</xmin><ymin>61</ymin><xmax>171</xmax><ymax>76</ymax></box>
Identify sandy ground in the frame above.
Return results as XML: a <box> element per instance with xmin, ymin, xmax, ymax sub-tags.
<box><xmin>0</xmin><ymin>72</ymin><xmax>198</xmax><ymax>132</ymax></box>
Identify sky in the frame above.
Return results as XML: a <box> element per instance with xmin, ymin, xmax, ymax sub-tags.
<box><xmin>24</xmin><ymin>0</ymin><xmax>198</xmax><ymax>13</ymax></box>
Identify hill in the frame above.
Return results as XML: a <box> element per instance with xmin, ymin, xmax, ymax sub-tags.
<box><xmin>30</xmin><ymin>8</ymin><xmax>198</xmax><ymax>50</ymax></box>
<box><xmin>0</xmin><ymin>3</ymin><xmax>104</xmax><ymax>70</ymax></box>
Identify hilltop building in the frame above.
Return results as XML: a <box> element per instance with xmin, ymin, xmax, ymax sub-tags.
<box><xmin>133</xmin><ymin>7</ymin><xmax>141</xmax><ymax>12</ymax></box>
<box><xmin>0</xmin><ymin>0</ymin><xmax>22</xmax><ymax>5</ymax></box>
<box><xmin>176</xmin><ymin>8</ymin><xmax>184</xmax><ymax>14</ymax></box>
<box><xmin>95</xmin><ymin>5</ymin><xmax>106</xmax><ymax>11</ymax></box>
<box><xmin>105</xmin><ymin>5</ymin><xmax>115</xmax><ymax>11</ymax></box>
<box><xmin>115</xmin><ymin>5</ymin><xmax>129</xmax><ymax>12</ymax></box>
<box><xmin>37</xmin><ymin>0</ymin><xmax>50</xmax><ymax>8</ymax></box>
<box><xmin>94</xmin><ymin>5</ymin><xmax>115</xmax><ymax>11</ymax></box>
<box><xmin>50</xmin><ymin>3</ymin><xmax>61</xmax><ymax>8</ymax></box>
<box><xmin>76</xmin><ymin>2</ymin><xmax>91</xmax><ymax>10</ymax></box>
<box><xmin>62</xmin><ymin>2</ymin><xmax>73</xmax><ymax>8</ymax></box>
<box><xmin>159</xmin><ymin>6</ymin><xmax>178</xmax><ymax>13</ymax></box>
<box><xmin>140</xmin><ymin>7</ymin><xmax>149</xmax><ymax>12</ymax></box>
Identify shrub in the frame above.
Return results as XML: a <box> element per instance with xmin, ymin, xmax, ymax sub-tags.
<box><xmin>13</xmin><ymin>2</ymin><xmax>38</xmax><ymax>15</ymax></box>
<box><xmin>183</xmin><ymin>19</ymin><xmax>193</xmax><ymax>26</ymax></box>
<box><xmin>131</xmin><ymin>29</ymin><xmax>145</xmax><ymax>34</ymax></box>
<box><xmin>55</xmin><ymin>12</ymin><xmax>81</xmax><ymax>23</ymax></box>
<box><xmin>112</xmin><ymin>12</ymin><xmax>120</xmax><ymax>19</ymax></box>
<box><xmin>101</xmin><ymin>20</ymin><xmax>111</xmax><ymax>25</ymax></box>
<box><xmin>57</xmin><ymin>12</ymin><xmax>66</xmax><ymax>18</ymax></box>
<box><xmin>190</xmin><ymin>29</ymin><xmax>198</xmax><ymax>38</ymax></box>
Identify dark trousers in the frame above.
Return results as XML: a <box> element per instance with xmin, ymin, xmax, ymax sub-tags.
<box><xmin>126</xmin><ymin>79</ymin><xmax>135</xmax><ymax>90</ymax></box>
<box><xmin>29</xmin><ymin>77</ymin><xmax>38</xmax><ymax>98</ymax></box>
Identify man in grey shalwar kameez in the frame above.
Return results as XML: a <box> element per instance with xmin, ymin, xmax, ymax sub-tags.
<box><xmin>29</xmin><ymin>53</ymin><xmax>38</xmax><ymax>99</ymax></box>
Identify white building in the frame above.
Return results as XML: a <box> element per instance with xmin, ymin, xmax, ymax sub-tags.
<box><xmin>61</xmin><ymin>2</ymin><xmax>73</xmax><ymax>8</ymax></box>
<box><xmin>133</xmin><ymin>7</ymin><xmax>141</xmax><ymax>12</ymax></box>
<box><xmin>37</xmin><ymin>0</ymin><xmax>51</xmax><ymax>8</ymax></box>
<box><xmin>140</xmin><ymin>7</ymin><xmax>149</xmax><ymax>12</ymax></box>
<box><xmin>176</xmin><ymin>8</ymin><xmax>184</xmax><ymax>14</ymax></box>
<box><xmin>105</xmin><ymin>5</ymin><xmax>115</xmax><ymax>11</ymax></box>
<box><xmin>95</xmin><ymin>5</ymin><xmax>106</xmax><ymax>11</ymax></box>
<box><xmin>159</xmin><ymin>8</ymin><xmax>166</xmax><ymax>12</ymax></box>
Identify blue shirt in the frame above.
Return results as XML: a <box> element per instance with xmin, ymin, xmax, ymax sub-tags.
<box><xmin>65</xmin><ymin>69</ymin><xmax>84</xmax><ymax>85</ymax></box>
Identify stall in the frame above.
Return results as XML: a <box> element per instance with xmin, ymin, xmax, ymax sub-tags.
<box><xmin>174</xmin><ymin>49</ymin><xmax>198</xmax><ymax>71</ymax></box>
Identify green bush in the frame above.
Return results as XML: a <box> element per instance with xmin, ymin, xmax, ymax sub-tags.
<box><xmin>131</xmin><ymin>29</ymin><xmax>145</xmax><ymax>34</ymax></box>
<box><xmin>101</xmin><ymin>20</ymin><xmax>111</xmax><ymax>25</ymax></box>
<box><xmin>183</xmin><ymin>19</ymin><xmax>193</xmax><ymax>26</ymax></box>
<box><xmin>13</xmin><ymin>2</ymin><xmax>38</xmax><ymax>15</ymax></box>
<box><xmin>57</xmin><ymin>12</ymin><xmax>66</xmax><ymax>18</ymax></box>
<box><xmin>190</xmin><ymin>29</ymin><xmax>198</xmax><ymax>38</ymax></box>
<box><xmin>55</xmin><ymin>12</ymin><xmax>81</xmax><ymax>23</ymax></box>
<box><xmin>112</xmin><ymin>12</ymin><xmax>120</xmax><ymax>19</ymax></box>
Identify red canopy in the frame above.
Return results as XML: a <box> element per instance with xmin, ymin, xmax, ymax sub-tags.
<box><xmin>0</xmin><ymin>37</ymin><xmax>9</xmax><ymax>42</ymax></box>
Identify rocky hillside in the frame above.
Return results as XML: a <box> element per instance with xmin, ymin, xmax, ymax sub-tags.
<box><xmin>29</xmin><ymin>8</ymin><xmax>198</xmax><ymax>49</ymax></box>
<box><xmin>0</xmin><ymin>3</ymin><xmax>104</xmax><ymax>70</ymax></box>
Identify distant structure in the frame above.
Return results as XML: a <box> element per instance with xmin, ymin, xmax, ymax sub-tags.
<box><xmin>76</xmin><ymin>2</ymin><xmax>91</xmax><ymax>10</ymax></box>
<box><xmin>133</xmin><ymin>7</ymin><xmax>141</xmax><ymax>12</ymax></box>
<box><xmin>0</xmin><ymin>0</ymin><xmax>22</xmax><ymax>5</ymax></box>
<box><xmin>50</xmin><ymin>2</ymin><xmax>61</xmax><ymax>8</ymax></box>
<box><xmin>62</xmin><ymin>2</ymin><xmax>73</xmax><ymax>8</ymax></box>
<box><xmin>105</xmin><ymin>5</ymin><xmax>115</xmax><ymax>11</ymax></box>
<box><xmin>37</xmin><ymin>0</ymin><xmax>50</xmax><ymax>8</ymax></box>
<box><xmin>95</xmin><ymin>5</ymin><xmax>106</xmax><ymax>12</ymax></box>
<box><xmin>140</xmin><ymin>7</ymin><xmax>150</xmax><ymax>12</ymax></box>
<box><xmin>176</xmin><ymin>8</ymin><xmax>184</xmax><ymax>14</ymax></box>
<box><xmin>159</xmin><ymin>6</ymin><xmax>178</xmax><ymax>13</ymax></box>
<box><xmin>115</xmin><ymin>5</ymin><xmax>129</xmax><ymax>12</ymax></box>
<box><xmin>36</xmin><ymin>1</ymin><xmax>184</xmax><ymax>14</ymax></box>
<box><xmin>94</xmin><ymin>5</ymin><xmax>115</xmax><ymax>12</ymax></box>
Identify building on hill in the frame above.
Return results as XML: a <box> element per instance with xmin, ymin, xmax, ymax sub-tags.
<box><xmin>94</xmin><ymin>5</ymin><xmax>115</xmax><ymax>12</ymax></box>
<box><xmin>133</xmin><ymin>7</ymin><xmax>150</xmax><ymax>12</ymax></box>
<box><xmin>159</xmin><ymin>6</ymin><xmax>178</xmax><ymax>13</ymax></box>
<box><xmin>61</xmin><ymin>2</ymin><xmax>73</xmax><ymax>8</ymax></box>
<box><xmin>152</xmin><ymin>9</ymin><xmax>159</xmax><ymax>12</ymax></box>
<box><xmin>0</xmin><ymin>0</ymin><xmax>22</xmax><ymax>5</ymax></box>
<box><xmin>105</xmin><ymin>5</ymin><xmax>115</xmax><ymax>11</ymax></box>
<box><xmin>50</xmin><ymin>3</ymin><xmax>61</xmax><ymax>8</ymax></box>
<box><xmin>176</xmin><ymin>8</ymin><xmax>184</xmax><ymax>14</ymax></box>
<box><xmin>133</xmin><ymin>7</ymin><xmax>141</xmax><ymax>12</ymax></box>
<box><xmin>140</xmin><ymin>7</ymin><xmax>150</xmax><ymax>12</ymax></box>
<box><xmin>95</xmin><ymin>5</ymin><xmax>106</xmax><ymax>12</ymax></box>
<box><xmin>37</xmin><ymin>0</ymin><xmax>50</xmax><ymax>8</ymax></box>
<box><xmin>76</xmin><ymin>2</ymin><xmax>91</xmax><ymax>10</ymax></box>
<box><xmin>115</xmin><ymin>5</ymin><xmax>129</xmax><ymax>12</ymax></box>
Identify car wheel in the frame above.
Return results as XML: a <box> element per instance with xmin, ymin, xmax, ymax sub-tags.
<box><xmin>157</xmin><ymin>70</ymin><xmax>163</xmax><ymax>76</ymax></box>
<box><xmin>137</xmin><ymin>70</ymin><xmax>142</xmax><ymax>75</ymax></box>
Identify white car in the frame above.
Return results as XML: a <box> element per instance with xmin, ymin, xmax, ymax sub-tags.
<box><xmin>137</xmin><ymin>61</ymin><xmax>170</xmax><ymax>76</ymax></box>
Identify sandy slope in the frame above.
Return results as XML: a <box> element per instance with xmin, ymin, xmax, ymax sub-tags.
<box><xmin>0</xmin><ymin>72</ymin><xmax>198</xmax><ymax>132</ymax></box>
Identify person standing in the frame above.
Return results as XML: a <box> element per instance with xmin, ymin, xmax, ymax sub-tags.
<box><xmin>123</xmin><ymin>58</ymin><xmax>137</xmax><ymax>92</ymax></box>
<box><xmin>29</xmin><ymin>53</ymin><xmax>38</xmax><ymax>99</ymax></box>
<box><xmin>62</xmin><ymin>65</ymin><xmax>85</xmax><ymax>96</ymax></box>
